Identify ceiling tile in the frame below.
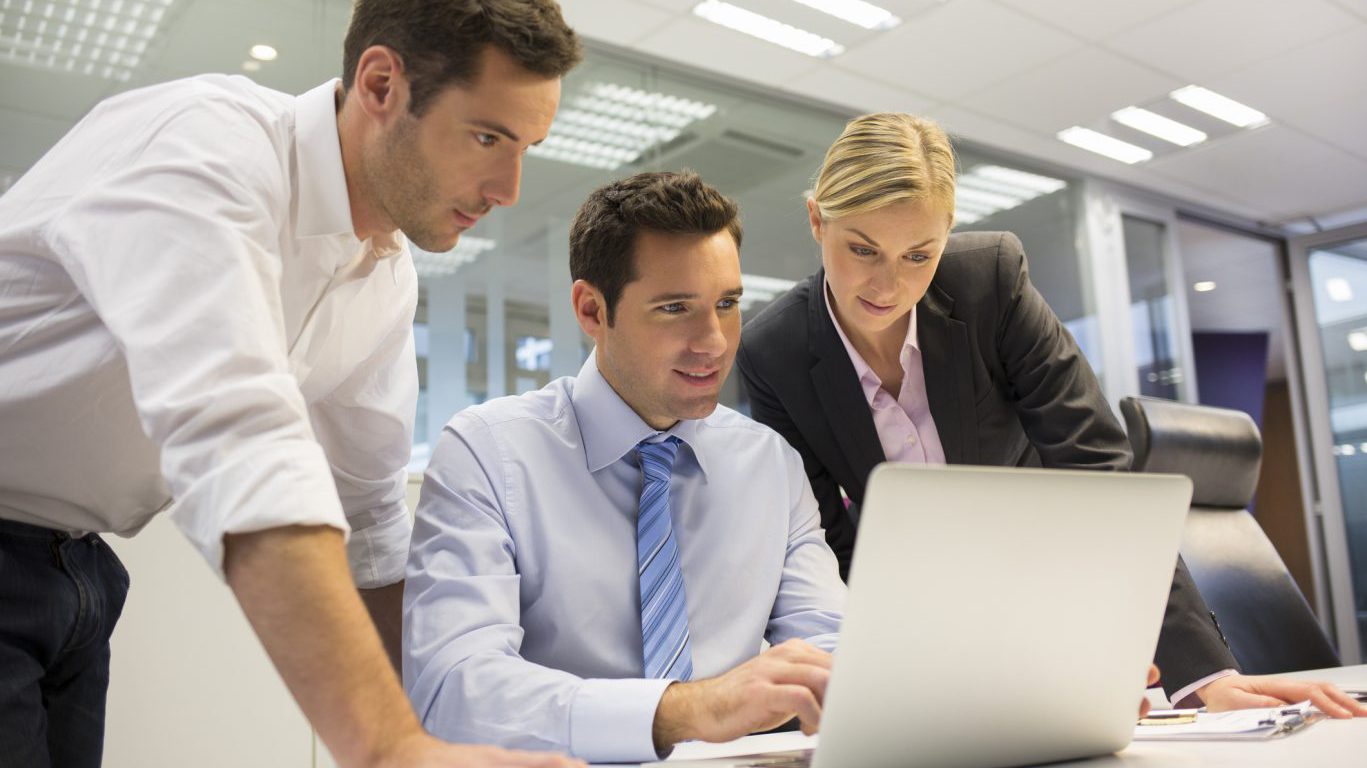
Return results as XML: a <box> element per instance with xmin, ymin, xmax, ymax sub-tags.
<box><xmin>993</xmin><ymin>0</ymin><xmax>1197</xmax><ymax>40</ymax></box>
<box><xmin>561</xmin><ymin>0</ymin><xmax>675</xmax><ymax>47</ymax></box>
<box><xmin>1105</xmin><ymin>0</ymin><xmax>1359</xmax><ymax>83</ymax></box>
<box><xmin>783</xmin><ymin>63</ymin><xmax>939</xmax><ymax>115</ymax></box>
<box><xmin>834</xmin><ymin>0</ymin><xmax>1083</xmax><ymax>101</ymax></box>
<box><xmin>1146</xmin><ymin>125</ymin><xmax>1367</xmax><ymax>220</ymax></box>
<box><xmin>633</xmin><ymin>16</ymin><xmax>820</xmax><ymax>87</ymax></box>
<box><xmin>962</xmin><ymin>46</ymin><xmax>1181</xmax><ymax>134</ymax></box>
<box><xmin>1206</xmin><ymin>26</ymin><xmax>1367</xmax><ymax>116</ymax></box>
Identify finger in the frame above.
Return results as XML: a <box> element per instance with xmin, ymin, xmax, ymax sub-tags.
<box><xmin>1305</xmin><ymin>687</ymin><xmax>1353</xmax><ymax>719</ymax></box>
<box><xmin>1320</xmin><ymin>684</ymin><xmax>1367</xmax><ymax>718</ymax></box>
<box><xmin>772</xmin><ymin>639</ymin><xmax>833</xmax><ymax>668</ymax></box>
<box><xmin>769</xmin><ymin>661</ymin><xmax>832</xmax><ymax>702</ymax></box>
<box><xmin>774</xmin><ymin>683</ymin><xmax>822</xmax><ymax>734</ymax></box>
<box><xmin>1139</xmin><ymin>698</ymin><xmax>1152</xmax><ymax>719</ymax></box>
<box><xmin>1147</xmin><ymin>665</ymin><xmax>1161</xmax><ymax>687</ymax></box>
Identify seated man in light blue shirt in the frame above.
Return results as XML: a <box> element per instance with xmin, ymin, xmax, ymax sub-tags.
<box><xmin>404</xmin><ymin>170</ymin><xmax>847</xmax><ymax>763</ymax></box>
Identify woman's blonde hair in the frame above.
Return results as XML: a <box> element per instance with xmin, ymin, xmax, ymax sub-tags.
<box><xmin>811</xmin><ymin>112</ymin><xmax>957</xmax><ymax>221</ymax></box>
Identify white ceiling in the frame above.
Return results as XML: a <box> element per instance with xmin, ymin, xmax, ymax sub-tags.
<box><xmin>563</xmin><ymin>0</ymin><xmax>1367</xmax><ymax>229</ymax></box>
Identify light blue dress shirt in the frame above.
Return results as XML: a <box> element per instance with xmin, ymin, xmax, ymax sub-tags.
<box><xmin>404</xmin><ymin>353</ymin><xmax>846</xmax><ymax>763</ymax></box>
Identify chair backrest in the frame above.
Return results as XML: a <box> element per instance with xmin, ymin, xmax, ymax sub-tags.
<box><xmin>1120</xmin><ymin>396</ymin><xmax>1339</xmax><ymax>674</ymax></box>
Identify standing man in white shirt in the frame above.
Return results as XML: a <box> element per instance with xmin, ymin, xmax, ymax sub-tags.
<box><xmin>404</xmin><ymin>171</ymin><xmax>848</xmax><ymax>763</ymax></box>
<box><xmin>0</xmin><ymin>2</ymin><xmax>584</xmax><ymax>767</ymax></box>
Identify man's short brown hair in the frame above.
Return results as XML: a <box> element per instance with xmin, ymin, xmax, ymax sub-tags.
<box><xmin>342</xmin><ymin>0</ymin><xmax>581</xmax><ymax>116</ymax></box>
<box><xmin>570</xmin><ymin>170</ymin><xmax>743</xmax><ymax>326</ymax></box>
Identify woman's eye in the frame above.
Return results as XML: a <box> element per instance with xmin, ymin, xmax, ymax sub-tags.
<box><xmin>851</xmin><ymin>245</ymin><xmax>876</xmax><ymax>257</ymax></box>
<box><xmin>906</xmin><ymin>252</ymin><xmax>930</xmax><ymax>263</ymax></box>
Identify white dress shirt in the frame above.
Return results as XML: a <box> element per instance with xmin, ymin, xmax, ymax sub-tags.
<box><xmin>0</xmin><ymin>75</ymin><xmax>416</xmax><ymax>587</ymax></box>
<box><xmin>404</xmin><ymin>354</ymin><xmax>846</xmax><ymax>763</ymax></box>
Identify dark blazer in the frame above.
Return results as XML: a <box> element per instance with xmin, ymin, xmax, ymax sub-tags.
<box><xmin>737</xmin><ymin>231</ymin><xmax>1238</xmax><ymax>697</ymax></box>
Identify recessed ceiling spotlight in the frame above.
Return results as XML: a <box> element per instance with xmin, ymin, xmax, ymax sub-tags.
<box><xmin>789</xmin><ymin>0</ymin><xmax>900</xmax><ymax>30</ymax></box>
<box><xmin>249</xmin><ymin>43</ymin><xmax>277</xmax><ymax>62</ymax></box>
<box><xmin>1327</xmin><ymin>277</ymin><xmax>1354</xmax><ymax>302</ymax></box>
<box><xmin>1348</xmin><ymin>329</ymin><xmax>1367</xmax><ymax>352</ymax></box>
<box><xmin>1111</xmin><ymin>106</ymin><xmax>1207</xmax><ymax>147</ymax></box>
<box><xmin>1193</xmin><ymin>281</ymin><xmax>1216</xmax><ymax>292</ymax></box>
<box><xmin>1170</xmin><ymin>85</ymin><xmax>1268</xmax><ymax>129</ymax></box>
<box><xmin>1056</xmin><ymin>126</ymin><xmax>1153</xmax><ymax>165</ymax></box>
<box><xmin>693</xmin><ymin>0</ymin><xmax>844</xmax><ymax>58</ymax></box>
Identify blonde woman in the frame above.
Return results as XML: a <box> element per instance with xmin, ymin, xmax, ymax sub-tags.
<box><xmin>736</xmin><ymin>113</ymin><xmax>1367</xmax><ymax>717</ymax></box>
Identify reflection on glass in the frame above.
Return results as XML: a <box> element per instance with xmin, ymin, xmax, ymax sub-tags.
<box><xmin>1308</xmin><ymin>239</ymin><xmax>1367</xmax><ymax>658</ymax></box>
<box><xmin>1123</xmin><ymin>215</ymin><xmax>1182</xmax><ymax>399</ymax></box>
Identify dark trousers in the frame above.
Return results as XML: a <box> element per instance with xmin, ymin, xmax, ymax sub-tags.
<box><xmin>0</xmin><ymin>518</ymin><xmax>129</xmax><ymax>768</ymax></box>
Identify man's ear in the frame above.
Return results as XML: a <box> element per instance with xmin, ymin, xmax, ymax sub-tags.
<box><xmin>350</xmin><ymin>45</ymin><xmax>409</xmax><ymax>125</ymax></box>
<box><xmin>571</xmin><ymin>280</ymin><xmax>608</xmax><ymax>340</ymax></box>
<box><xmin>806</xmin><ymin>197</ymin><xmax>824</xmax><ymax>244</ymax></box>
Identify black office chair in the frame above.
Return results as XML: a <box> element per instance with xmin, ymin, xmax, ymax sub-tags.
<box><xmin>1120</xmin><ymin>396</ymin><xmax>1340</xmax><ymax>675</ymax></box>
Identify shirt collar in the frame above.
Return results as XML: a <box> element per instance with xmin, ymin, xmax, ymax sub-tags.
<box><xmin>824</xmin><ymin>279</ymin><xmax>920</xmax><ymax>404</ymax></box>
<box><xmin>293</xmin><ymin>80</ymin><xmax>407</xmax><ymax>263</ymax></box>
<box><xmin>572</xmin><ymin>350</ymin><xmax>707</xmax><ymax>477</ymax></box>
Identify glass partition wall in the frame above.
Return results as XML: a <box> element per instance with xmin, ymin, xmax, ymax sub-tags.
<box><xmin>410</xmin><ymin>45</ymin><xmax>1095</xmax><ymax>468</ymax></box>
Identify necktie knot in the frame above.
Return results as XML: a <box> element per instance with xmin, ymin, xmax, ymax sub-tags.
<box><xmin>638</xmin><ymin>436</ymin><xmax>682</xmax><ymax>483</ymax></box>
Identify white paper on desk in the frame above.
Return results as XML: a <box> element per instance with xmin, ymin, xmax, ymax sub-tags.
<box><xmin>1134</xmin><ymin>702</ymin><xmax>1317</xmax><ymax>741</ymax></box>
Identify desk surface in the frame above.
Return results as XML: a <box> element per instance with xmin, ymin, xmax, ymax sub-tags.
<box><xmin>627</xmin><ymin>665</ymin><xmax>1366</xmax><ymax>767</ymax></box>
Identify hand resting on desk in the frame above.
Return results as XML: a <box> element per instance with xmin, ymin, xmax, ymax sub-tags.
<box><xmin>1197</xmin><ymin>673</ymin><xmax>1367</xmax><ymax>718</ymax></box>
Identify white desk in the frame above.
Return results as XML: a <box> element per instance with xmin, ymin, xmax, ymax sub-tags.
<box><xmin>621</xmin><ymin>665</ymin><xmax>1367</xmax><ymax>767</ymax></box>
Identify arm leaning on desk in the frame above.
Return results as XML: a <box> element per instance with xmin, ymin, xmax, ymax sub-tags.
<box><xmin>630</xmin><ymin>666</ymin><xmax>1367</xmax><ymax>768</ymax></box>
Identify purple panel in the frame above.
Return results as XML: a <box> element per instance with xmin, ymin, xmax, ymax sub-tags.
<box><xmin>1192</xmin><ymin>332</ymin><xmax>1270</xmax><ymax>428</ymax></box>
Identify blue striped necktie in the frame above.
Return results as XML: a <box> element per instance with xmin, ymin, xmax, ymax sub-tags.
<box><xmin>636</xmin><ymin>436</ymin><xmax>694</xmax><ymax>681</ymax></box>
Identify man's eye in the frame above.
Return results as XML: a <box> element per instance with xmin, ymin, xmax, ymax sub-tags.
<box><xmin>718</xmin><ymin>298</ymin><xmax>739</xmax><ymax>310</ymax></box>
<box><xmin>476</xmin><ymin>133</ymin><xmax>498</xmax><ymax>147</ymax></box>
<box><xmin>659</xmin><ymin>303</ymin><xmax>686</xmax><ymax>314</ymax></box>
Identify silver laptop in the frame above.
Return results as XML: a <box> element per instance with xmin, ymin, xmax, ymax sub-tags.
<box><xmin>656</xmin><ymin>464</ymin><xmax>1192</xmax><ymax>768</ymax></box>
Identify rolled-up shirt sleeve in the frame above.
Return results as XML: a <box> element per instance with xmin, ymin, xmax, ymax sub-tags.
<box><xmin>310</xmin><ymin>291</ymin><xmax>417</xmax><ymax>589</ymax></box>
<box><xmin>44</xmin><ymin>100</ymin><xmax>347</xmax><ymax>575</ymax></box>
<box><xmin>404</xmin><ymin>415</ymin><xmax>671</xmax><ymax>763</ymax></box>
<box><xmin>766</xmin><ymin>442</ymin><xmax>846</xmax><ymax>652</ymax></box>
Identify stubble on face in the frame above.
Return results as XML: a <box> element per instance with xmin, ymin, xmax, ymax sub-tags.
<box><xmin>364</xmin><ymin>112</ymin><xmax>458</xmax><ymax>253</ymax></box>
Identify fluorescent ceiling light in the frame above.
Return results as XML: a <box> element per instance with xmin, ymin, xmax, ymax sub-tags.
<box><xmin>1327</xmin><ymin>277</ymin><xmax>1354</xmax><ymax>302</ymax></box>
<box><xmin>1111</xmin><ymin>106</ymin><xmax>1207</xmax><ymax>147</ymax></box>
<box><xmin>1057</xmin><ymin>126</ymin><xmax>1153</xmax><ymax>165</ymax></box>
<box><xmin>789</xmin><ymin>0</ymin><xmax>900</xmax><ymax>30</ymax></box>
<box><xmin>248</xmin><ymin>43</ymin><xmax>276</xmax><ymax>61</ymax></box>
<box><xmin>1193</xmin><ymin>281</ymin><xmax>1216</xmax><ymax>292</ymax></box>
<box><xmin>1349</xmin><ymin>329</ymin><xmax>1367</xmax><ymax>352</ymax></box>
<box><xmin>693</xmin><ymin>0</ymin><xmax>844</xmax><ymax>59</ymax></box>
<box><xmin>0</xmin><ymin>0</ymin><xmax>175</xmax><ymax>81</ymax></box>
<box><xmin>529</xmin><ymin>82</ymin><xmax>716</xmax><ymax>171</ymax></box>
<box><xmin>972</xmin><ymin>165</ymin><xmax>1068</xmax><ymax>196</ymax></box>
<box><xmin>1170</xmin><ymin>85</ymin><xmax>1269</xmax><ymax>128</ymax></box>
<box><xmin>953</xmin><ymin>165</ymin><xmax>1067</xmax><ymax>224</ymax></box>
<box><xmin>739</xmin><ymin>273</ymin><xmax>797</xmax><ymax>311</ymax></box>
<box><xmin>411</xmin><ymin>236</ymin><xmax>497</xmax><ymax>279</ymax></box>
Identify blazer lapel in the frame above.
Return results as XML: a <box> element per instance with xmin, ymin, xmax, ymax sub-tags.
<box><xmin>918</xmin><ymin>285</ymin><xmax>979</xmax><ymax>465</ymax></box>
<box><xmin>807</xmin><ymin>271</ymin><xmax>886</xmax><ymax>489</ymax></box>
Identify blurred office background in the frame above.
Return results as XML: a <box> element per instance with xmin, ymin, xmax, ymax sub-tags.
<box><xmin>2</xmin><ymin>0</ymin><xmax>1366</xmax><ymax>764</ymax></box>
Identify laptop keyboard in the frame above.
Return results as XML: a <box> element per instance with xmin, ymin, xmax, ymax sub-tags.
<box><xmin>732</xmin><ymin>749</ymin><xmax>813</xmax><ymax>767</ymax></box>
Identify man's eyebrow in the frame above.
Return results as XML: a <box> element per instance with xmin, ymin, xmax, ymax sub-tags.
<box><xmin>848</xmin><ymin>228</ymin><xmax>935</xmax><ymax>252</ymax></box>
<box><xmin>470</xmin><ymin>119</ymin><xmax>521</xmax><ymax>144</ymax></box>
<box><xmin>646</xmin><ymin>292</ymin><xmax>699</xmax><ymax>303</ymax></box>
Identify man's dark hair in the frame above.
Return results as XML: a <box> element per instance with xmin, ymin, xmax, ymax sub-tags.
<box><xmin>570</xmin><ymin>170</ymin><xmax>743</xmax><ymax>326</ymax></box>
<box><xmin>342</xmin><ymin>0</ymin><xmax>581</xmax><ymax>116</ymax></box>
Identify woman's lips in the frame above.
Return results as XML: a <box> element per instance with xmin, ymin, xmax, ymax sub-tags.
<box><xmin>858</xmin><ymin>297</ymin><xmax>897</xmax><ymax>316</ymax></box>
